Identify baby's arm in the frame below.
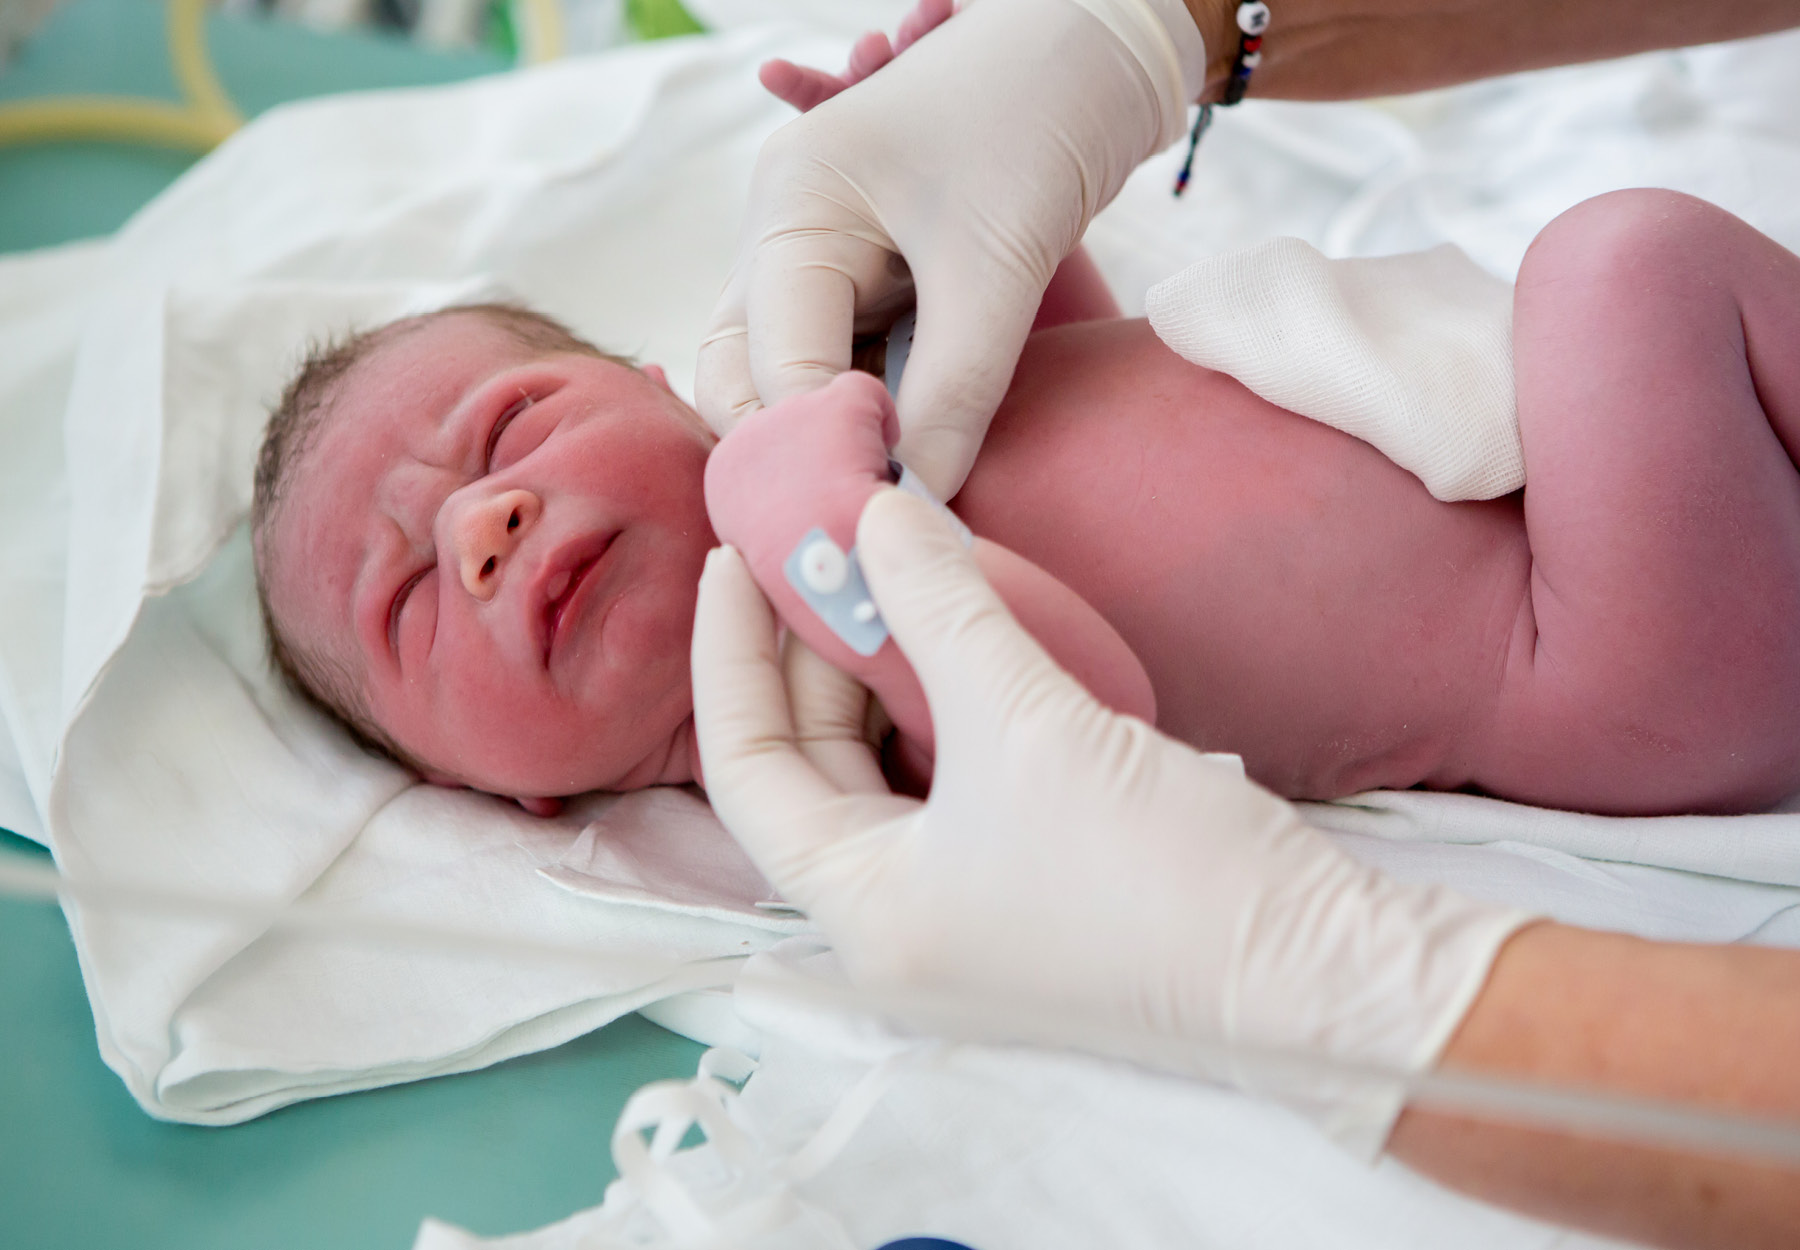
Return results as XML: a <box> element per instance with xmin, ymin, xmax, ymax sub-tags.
<box><xmin>1033</xmin><ymin>246</ymin><xmax>1121</xmax><ymax>328</ymax></box>
<box><xmin>704</xmin><ymin>371</ymin><xmax>1155</xmax><ymax>781</ymax></box>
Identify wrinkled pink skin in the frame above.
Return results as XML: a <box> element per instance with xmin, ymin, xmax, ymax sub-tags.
<box><xmin>711</xmin><ymin>189</ymin><xmax>1800</xmax><ymax>816</ymax></box>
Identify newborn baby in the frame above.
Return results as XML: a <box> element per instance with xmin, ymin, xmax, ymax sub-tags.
<box><xmin>252</xmin><ymin>184</ymin><xmax>1800</xmax><ymax>819</ymax></box>
<box><xmin>252</xmin><ymin>307</ymin><xmax>713</xmax><ymax>813</ymax></box>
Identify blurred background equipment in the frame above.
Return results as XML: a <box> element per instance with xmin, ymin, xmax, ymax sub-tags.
<box><xmin>0</xmin><ymin>0</ymin><xmax>701</xmax><ymax>249</ymax></box>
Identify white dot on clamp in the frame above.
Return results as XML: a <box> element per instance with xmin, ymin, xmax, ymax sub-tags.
<box><xmin>850</xmin><ymin>600</ymin><xmax>878</xmax><ymax>624</ymax></box>
<box><xmin>798</xmin><ymin>538</ymin><xmax>849</xmax><ymax>594</ymax></box>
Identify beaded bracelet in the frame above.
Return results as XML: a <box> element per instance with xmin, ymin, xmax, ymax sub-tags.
<box><xmin>1173</xmin><ymin>0</ymin><xmax>1270</xmax><ymax>196</ymax></box>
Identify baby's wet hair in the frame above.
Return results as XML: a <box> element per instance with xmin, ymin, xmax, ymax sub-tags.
<box><xmin>249</xmin><ymin>301</ymin><xmax>631</xmax><ymax>774</ymax></box>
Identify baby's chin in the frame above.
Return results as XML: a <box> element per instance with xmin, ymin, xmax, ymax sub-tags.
<box><xmin>425</xmin><ymin>707</ymin><xmax>701</xmax><ymax>807</ymax></box>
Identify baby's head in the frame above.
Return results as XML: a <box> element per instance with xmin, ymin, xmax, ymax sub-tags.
<box><xmin>252</xmin><ymin>304</ymin><xmax>717</xmax><ymax>813</ymax></box>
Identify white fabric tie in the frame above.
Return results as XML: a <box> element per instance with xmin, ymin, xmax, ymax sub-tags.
<box><xmin>1147</xmin><ymin>238</ymin><xmax>1524</xmax><ymax>502</ymax></box>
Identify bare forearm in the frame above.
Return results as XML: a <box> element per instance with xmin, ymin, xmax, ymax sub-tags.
<box><xmin>1388</xmin><ymin>923</ymin><xmax>1800</xmax><ymax>1248</ymax></box>
<box><xmin>1179</xmin><ymin>0</ymin><xmax>1800</xmax><ymax>99</ymax></box>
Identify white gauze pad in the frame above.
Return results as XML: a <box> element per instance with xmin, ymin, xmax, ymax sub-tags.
<box><xmin>1147</xmin><ymin>239</ymin><xmax>1524</xmax><ymax>502</ymax></box>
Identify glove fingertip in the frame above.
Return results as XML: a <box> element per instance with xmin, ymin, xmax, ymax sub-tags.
<box><xmin>856</xmin><ymin>487</ymin><xmax>973</xmax><ymax>577</ymax></box>
<box><xmin>890</xmin><ymin>424</ymin><xmax>980</xmax><ymax>500</ymax></box>
<box><xmin>891</xmin><ymin>280</ymin><xmax>1040</xmax><ymax>495</ymax></box>
<box><xmin>857</xmin><ymin>488</ymin><xmax>1009</xmax><ymax>662</ymax></box>
<box><xmin>701</xmin><ymin>540</ymin><xmax>745</xmax><ymax>581</ymax></box>
<box><xmin>692</xmin><ymin>544</ymin><xmax>770</xmax><ymax>670</ymax></box>
<box><xmin>695</xmin><ymin>330</ymin><xmax>761</xmax><ymax>436</ymax></box>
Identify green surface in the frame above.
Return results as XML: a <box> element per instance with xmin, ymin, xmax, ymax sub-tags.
<box><xmin>0</xmin><ymin>0</ymin><xmax>515</xmax><ymax>252</ymax></box>
<box><xmin>628</xmin><ymin>0</ymin><xmax>705</xmax><ymax>40</ymax></box>
<box><xmin>0</xmin><ymin>5</ymin><xmax>713</xmax><ymax>1243</ymax></box>
<box><xmin>0</xmin><ymin>0</ymin><xmax>706</xmax><ymax>253</ymax></box>
<box><xmin>0</xmin><ymin>827</ymin><xmax>706</xmax><ymax>1248</ymax></box>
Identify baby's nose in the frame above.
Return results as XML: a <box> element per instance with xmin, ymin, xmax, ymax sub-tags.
<box><xmin>449</xmin><ymin>488</ymin><xmax>541</xmax><ymax>601</ymax></box>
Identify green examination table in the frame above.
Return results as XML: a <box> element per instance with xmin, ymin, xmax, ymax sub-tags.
<box><xmin>0</xmin><ymin>4</ymin><xmax>710</xmax><ymax>1245</ymax></box>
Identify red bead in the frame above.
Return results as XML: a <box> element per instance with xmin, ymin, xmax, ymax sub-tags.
<box><xmin>1243</xmin><ymin>35</ymin><xmax>1262</xmax><ymax>51</ymax></box>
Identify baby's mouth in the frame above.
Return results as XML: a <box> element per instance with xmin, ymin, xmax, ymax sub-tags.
<box><xmin>542</xmin><ymin>537</ymin><xmax>614</xmax><ymax>664</ymax></box>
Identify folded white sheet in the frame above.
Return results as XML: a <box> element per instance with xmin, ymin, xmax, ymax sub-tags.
<box><xmin>418</xmin><ymin>785</ymin><xmax>1800</xmax><ymax>1250</ymax></box>
<box><xmin>415</xmin><ymin>919</ymin><xmax>1743</xmax><ymax>1250</ymax></box>
<box><xmin>684</xmin><ymin>0</ymin><xmax>913</xmax><ymax>37</ymax></box>
<box><xmin>4</xmin><ymin>28</ymin><xmax>844</xmax><ymax>1123</ymax></box>
<box><xmin>405</xmin><ymin>785</ymin><xmax>1800</xmax><ymax>1250</ymax></box>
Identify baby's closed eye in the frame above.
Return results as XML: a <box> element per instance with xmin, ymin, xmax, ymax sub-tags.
<box><xmin>390</xmin><ymin>566</ymin><xmax>433</xmax><ymax>654</ymax></box>
<box><xmin>486</xmin><ymin>393</ymin><xmax>535</xmax><ymax>471</ymax></box>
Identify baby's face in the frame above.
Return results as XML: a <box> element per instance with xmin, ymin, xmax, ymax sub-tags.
<box><xmin>264</xmin><ymin>313</ymin><xmax>717</xmax><ymax>803</ymax></box>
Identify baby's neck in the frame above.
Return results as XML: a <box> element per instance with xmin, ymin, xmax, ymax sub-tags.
<box><xmin>613</xmin><ymin>714</ymin><xmax>702</xmax><ymax>790</ymax></box>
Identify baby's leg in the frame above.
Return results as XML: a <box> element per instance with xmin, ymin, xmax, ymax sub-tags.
<box><xmin>1485</xmin><ymin>189</ymin><xmax>1800</xmax><ymax>814</ymax></box>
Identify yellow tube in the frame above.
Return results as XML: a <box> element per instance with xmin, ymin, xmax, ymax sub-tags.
<box><xmin>513</xmin><ymin>0</ymin><xmax>567</xmax><ymax>64</ymax></box>
<box><xmin>168</xmin><ymin>0</ymin><xmax>243</xmax><ymax>127</ymax></box>
<box><xmin>0</xmin><ymin>0</ymin><xmax>241</xmax><ymax>153</ymax></box>
<box><xmin>0</xmin><ymin>0</ymin><xmax>573</xmax><ymax>153</ymax></box>
<box><xmin>0</xmin><ymin>96</ymin><xmax>236</xmax><ymax>150</ymax></box>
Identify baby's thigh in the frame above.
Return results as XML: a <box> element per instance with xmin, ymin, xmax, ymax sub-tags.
<box><xmin>1504</xmin><ymin>191</ymin><xmax>1800</xmax><ymax>810</ymax></box>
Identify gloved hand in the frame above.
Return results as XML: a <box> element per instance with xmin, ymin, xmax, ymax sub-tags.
<box><xmin>695</xmin><ymin>0</ymin><xmax>1207</xmax><ymax>499</ymax></box>
<box><xmin>691</xmin><ymin>488</ymin><xmax>1536</xmax><ymax>1155</ymax></box>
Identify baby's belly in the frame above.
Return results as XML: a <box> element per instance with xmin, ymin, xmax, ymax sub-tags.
<box><xmin>953</xmin><ymin>318</ymin><xmax>1533</xmax><ymax>800</ymax></box>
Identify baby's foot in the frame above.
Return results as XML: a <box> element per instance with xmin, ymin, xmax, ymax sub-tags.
<box><xmin>758</xmin><ymin>0</ymin><xmax>955</xmax><ymax>113</ymax></box>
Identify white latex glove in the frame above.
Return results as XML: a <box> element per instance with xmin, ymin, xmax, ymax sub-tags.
<box><xmin>695</xmin><ymin>0</ymin><xmax>1207</xmax><ymax>499</ymax></box>
<box><xmin>691</xmin><ymin>489</ymin><xmax>1536</xmax><ymax>1156</ymax></box>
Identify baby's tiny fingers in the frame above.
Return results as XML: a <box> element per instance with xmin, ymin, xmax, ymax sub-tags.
<box><xmin>757</xmin><ymin>59</ymin><xmax>841</xmax><ymax>113</ymax></box>
<box><xmin>844</xmin><ymin>31</ymin><xmax>896</xmax><ymax>85</ymax></box>
<box><xmin>895</xmin><ymin>0</ymin><xmax>954</xmax><ymax>53</ymax></box>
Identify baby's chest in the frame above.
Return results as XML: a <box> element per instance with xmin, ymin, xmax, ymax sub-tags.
<box><xmin>953</xmin><ymin>321</ymin><xmax>1532</xmax><ymax>783</ymax></box>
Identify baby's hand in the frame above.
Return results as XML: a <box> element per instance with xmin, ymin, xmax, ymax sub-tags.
<box><xmin>758</xmin><ymin>0</ymin><xmax>955</xmax><ymax>114</ymax></box>
<box><xmin>705</xmin><ymin>370</ymin><xmax>900</xmax><ymax>584</ymax></box>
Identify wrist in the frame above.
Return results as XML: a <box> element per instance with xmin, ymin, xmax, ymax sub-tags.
<box><xmin>1219</xmin><ymin>847</ymin><xmax>1537</xmax><ymax>1158</ymax></box>
<box><xmin>1180</xmin><ymin>0</ymin><xmax>1241</xmax><ymax>100</ymax></box>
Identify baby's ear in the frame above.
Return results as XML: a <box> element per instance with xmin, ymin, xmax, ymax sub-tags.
<box><xmin>419</xmin><ymin>768</ymin><xmax>562</xmax><ymax>817</ymax></box>
<box><xmin>515</xmin><ymin>795</ymin><xmax>564</xmax><ymax>818</ymax></box>
<box><xmin>641</xmin><ymin>363</ymin><xmax>673</xmax><ymax>394</ymax></box>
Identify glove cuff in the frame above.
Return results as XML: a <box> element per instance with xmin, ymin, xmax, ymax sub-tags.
<box><xmin>1219</xmin><ymin>838</ymin><xmax>1540</xmax><ymax>1160</ymax></box>
<box><xmin>1061</xmin><ymin>0</ymin><xmax>1210</xmax><ymax>149</ymax></box>
<box><xmin>1313</xmin><ymin>898</ymin><xmax>1539</xmax><ymax>1160</ymax></box>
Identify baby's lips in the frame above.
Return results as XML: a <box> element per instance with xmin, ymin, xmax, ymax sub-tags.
<box><xmin>531</xmin><ymin>531</ymin><xmax>617</xmax><ymax>667</ymax></box>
